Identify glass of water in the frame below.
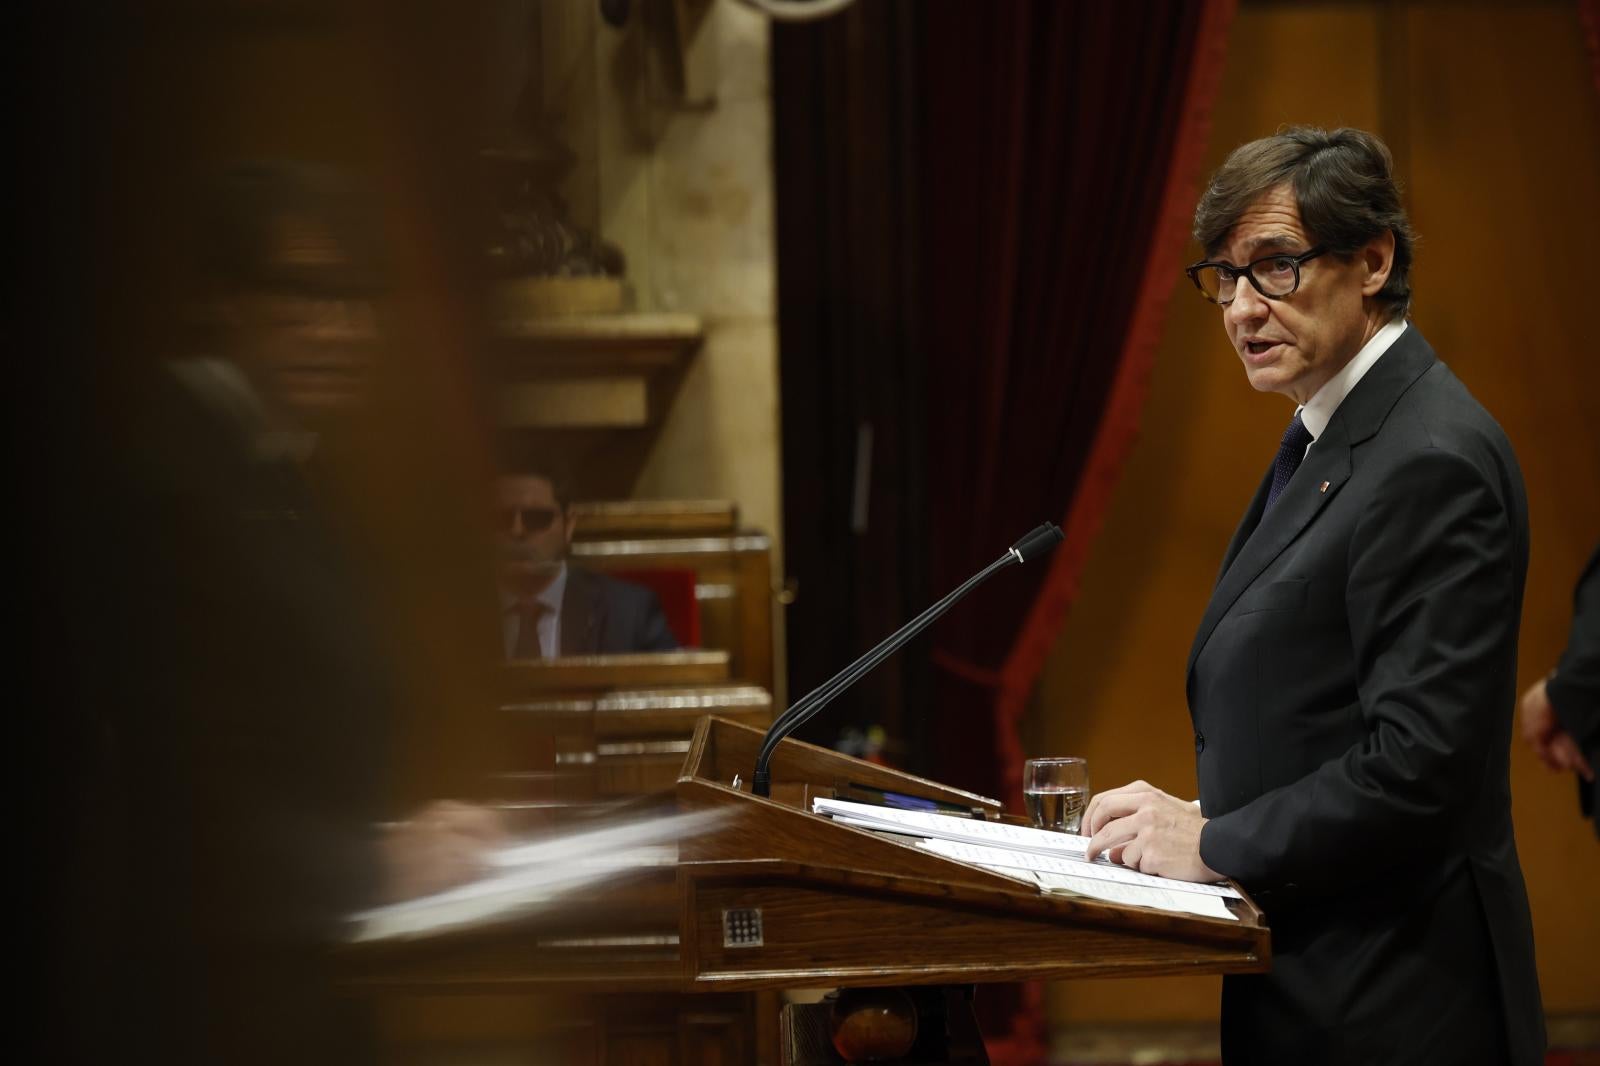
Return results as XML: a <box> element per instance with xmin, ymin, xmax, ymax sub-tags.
<box><xmin>1023</xmin><ymin>757</ymin><xmax>1090</xmax><ymax>834</ymax></box>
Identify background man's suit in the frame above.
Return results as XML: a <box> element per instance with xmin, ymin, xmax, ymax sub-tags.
<box><xmin>1188</xmin><ymin>327</ymin><xmax>1543</xmax><ymax>1065</ymax></box>
<box><xmin>1548</xmin><ymin>546</ymin><xmax>1600</xmax><ymax>835</ymax></box>
<box><xmin>559</xmin><ymin>566</ymin><xmax>679</xmax><ymax>655</ymax></box>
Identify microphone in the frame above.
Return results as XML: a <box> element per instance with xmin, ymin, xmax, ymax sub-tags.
<box><xmin>1011</xmin><ymin>522</ymin><xmax>1065</xmax><ymax>564</ymax></box>
<box><xmin>751</xmin><ymin>522</ymin><xmax>1063</xmax><ymax>798</ymax></box>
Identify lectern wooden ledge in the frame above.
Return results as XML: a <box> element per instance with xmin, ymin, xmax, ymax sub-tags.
<box><xmin>346</xmin><ymin>716</ymin><xmax>1270</xmax><ymax>1062</ymax></box>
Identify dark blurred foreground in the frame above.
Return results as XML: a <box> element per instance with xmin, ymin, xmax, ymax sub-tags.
<box><xmin>19</xmin><ymin>5</ymin><xmax>514</xmax><ymax>1062</ymax></box>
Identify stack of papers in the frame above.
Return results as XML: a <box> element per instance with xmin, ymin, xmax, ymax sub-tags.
<box><xmin>813</xmin><ymin>797</ymin><xmax>1239</xmax><ymax>922</ymax></box>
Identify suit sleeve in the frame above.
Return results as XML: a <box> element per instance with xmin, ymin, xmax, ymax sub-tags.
<box><xmin>1547</xmin><ymin>547</ymin><xmax>1600</xmax><ymax>750</ymax></box>
<box><xmin>1200</xmin><ymin>446</ymin><xmax>1520</xmax><ymax>889</ymax></box>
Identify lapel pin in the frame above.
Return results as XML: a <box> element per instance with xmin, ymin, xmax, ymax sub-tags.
<box><xmin>1319</xmin><ymin>481</ymin><xmax>1330</xmax><ymax>493</ymax></box>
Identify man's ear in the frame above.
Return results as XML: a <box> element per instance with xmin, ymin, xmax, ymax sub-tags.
<box><xmin>563</xmin><ymin>508</ymin><xmax>578</xmax><ymax>546</ymax></box>
<box><xmin>1361</xmin><ymin>229</ymin><xmax>1396</xmax><ymax>298</ymax></box>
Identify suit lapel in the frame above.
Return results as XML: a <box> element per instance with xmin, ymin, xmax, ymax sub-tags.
<box><xmin>1185</xmin><ymin>424</ymin><xmax>1351</xmax><ymax>676</ymax></box>
<box><xmin>1185</xmin><ymin>325</ymin><xmax>1441</xmax><ymax>680</ymax></box>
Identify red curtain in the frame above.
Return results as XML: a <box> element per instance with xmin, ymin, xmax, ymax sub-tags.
<box><xmin>918</xmin><ymin>3</ymin><xmax>1234</xmax><ymax>1059</ymax></box>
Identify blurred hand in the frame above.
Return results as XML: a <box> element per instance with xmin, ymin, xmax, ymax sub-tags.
<box><xmin>1520</xmin><ymin>678</ymin><xmax>1596</xmax><ymax>782</ymax></box>
<box><xmin>380</xmin><ymin>800</ymin><xmax>507</xmax><ymax>902</ymax></box>
<box><xmin>1083</xmin><ymin>780</ymin><xmax>1221</xmax><ymax>883</ymax></box>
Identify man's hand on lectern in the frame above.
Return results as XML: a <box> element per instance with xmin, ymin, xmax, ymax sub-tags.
<box><xmin>1083</xmin><ymin>781</ymin><xmax>1221</xmax><ymax>883</ymax></box>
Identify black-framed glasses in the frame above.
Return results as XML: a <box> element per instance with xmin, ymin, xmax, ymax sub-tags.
<box><xmin>1185</xmin><ymin>246</ymin><xmax>1327</xmax><ymax>306</ymax></box>
<box><xmin>498</xmin><ymin>506</ymin><xmax>560</xmax><ymax>534</ymax></box>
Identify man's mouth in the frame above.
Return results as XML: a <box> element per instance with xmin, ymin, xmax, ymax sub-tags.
<box><xmin>499</xmin><ymin>547</ymin><xmax>559</xmax><ymax>568</ymax></box>
<box><xmin>1243</xmin><ymin>339</ymin><xmax>1285</xmax><ymax>363</ymax></box>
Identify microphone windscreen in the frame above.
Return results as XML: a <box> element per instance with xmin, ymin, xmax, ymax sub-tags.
<box><xmin>1012</xmin><ymin>522</ymin><xmax>1064</xmax><ymax>563</ymax></box>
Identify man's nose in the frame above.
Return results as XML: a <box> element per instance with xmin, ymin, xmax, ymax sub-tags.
<box><xmin>1226</xmin><ymin>278</ymin><xmax>1269</xmax><ymax>327</ymax></box>
<box><xmin>308</xmin><ymin>301</ymin><xmax>378</xmax><ymax>342</ymax></box>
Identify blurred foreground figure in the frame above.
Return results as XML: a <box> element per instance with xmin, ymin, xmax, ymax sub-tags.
<box><xmin>1520</xmin><ymin>544</ymin><xmax>1600</xmax><ymax>837</ymax></box>
<box><xmin>1085</xmin><ymin>128</ymin><xmax>1543</xmax><ymax>1065</ymax></box>
<box><xmin>62</xmin><ymin>163</ymin><xmax>498</xmax><ymax>1065</ymax></box>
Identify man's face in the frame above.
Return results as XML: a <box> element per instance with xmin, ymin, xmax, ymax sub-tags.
<box><xmin>496</xmin><ymin>475</ymin><xmax>576</xmax><ymax>590</ymax></box>
<box><xmin>1215</xmin><ymin>184</ymin><xmax>1389</xmax><ymax>405</ymax></box>
<box><xmin>224</xmin><ymin>290</ymin><xmax>380</xmax><ymax>422</ymax></box>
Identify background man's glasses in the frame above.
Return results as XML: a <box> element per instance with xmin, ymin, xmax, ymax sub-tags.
<box><xmin>1185</xmin><ymin>246</ymin><xmax>1327</xmax><ymax>306</ymax></box>
<box><xmin>499</xmin><ymin>507</ymin><xmax>559</xmax><ymax>534</ymax></box>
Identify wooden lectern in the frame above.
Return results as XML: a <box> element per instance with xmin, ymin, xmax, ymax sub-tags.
<box><xmin>675</xmin><ymin>716</ymin><xmax>1268</xmax><ymax>992</ymax></box>
<box><xmin>349</xmin><ymin>715</ymin><xmax>1269</xmax><ymax>1064</ymax></box>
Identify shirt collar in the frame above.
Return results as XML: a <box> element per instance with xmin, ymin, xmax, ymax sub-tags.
<box><xmin>169</xmin><ymin>357</ymin><xmax>320</xmax><ymax>463</ymax></box>
<box><xmin>1300</xmin><ymin>317</ymin><xmax>1408</xmax><ymax>441</ymax></box>
<box><xmin>538</xmin><ymin>562</ymin><xmax>569</xmax><ymax>614</ymax></box>
<box><xmin>501</xmin><ymin>560</ymin><xmax>569</xmax><ymax>614</ymax></box>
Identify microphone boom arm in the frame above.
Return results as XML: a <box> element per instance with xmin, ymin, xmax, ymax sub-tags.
<box><xmin>751</xmin><ymin>523</ymin><xmax>1062</xmax><ymax>798</ymax></box>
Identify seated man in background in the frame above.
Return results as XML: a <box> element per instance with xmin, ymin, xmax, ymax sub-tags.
<box><xmin>498</xmin><ymin>466</ymin><xmax>679</xmax><ymax>657</ymax></box>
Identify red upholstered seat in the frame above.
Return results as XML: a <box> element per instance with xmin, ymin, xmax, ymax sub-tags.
<box><xmin>608</xmin><ymin>567</ymin><xmax>701</xmax><ymax>648</ymax></box>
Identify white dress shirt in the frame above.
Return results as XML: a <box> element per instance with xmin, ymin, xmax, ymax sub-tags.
<box><xmin>1297</xmin><ymin>317</ymin><xmax>1409</xmax><ymax>451</ymax></box>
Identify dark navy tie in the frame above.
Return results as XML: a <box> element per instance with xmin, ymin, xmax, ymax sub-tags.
<box><xmin>1264</xmin><ymin>411</ymin><xmax>1315</xmax><ymax>513</ymax></box>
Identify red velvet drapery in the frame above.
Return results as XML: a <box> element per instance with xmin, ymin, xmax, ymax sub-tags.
<box><xmin>918</xmin><ymin>2</ymin><xmax>1235</xmax><ymax>1059</ymax></box>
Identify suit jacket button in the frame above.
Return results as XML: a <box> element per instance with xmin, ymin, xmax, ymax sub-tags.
<box><xmin>1194</xmin><ymin>732</ymin><xmax>1206</xmax><ymax>754</ymax></box>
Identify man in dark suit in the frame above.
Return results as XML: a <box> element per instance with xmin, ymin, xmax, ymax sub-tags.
<box><xmin>1520</xmin><ymin>545</ymin><xmax>1600</xmax><ymax>836</ymax></box>
<box><xmin>497</xmin><ymin>468</ymin><xmax>679</xmax><ymax>657</ymax></box>
<box><xmin>1084</xmin><ymin>128</ymin><xmax>1543</xmax><ymax>1065</ymax></box>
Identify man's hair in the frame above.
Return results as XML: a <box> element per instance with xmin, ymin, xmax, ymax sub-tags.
<box><xmin>198</xmin><ymin>161</ymin><xmax>385</xmax><ymax>295</ymax></box>
<box><xmin>1192</xmin><ymin>126</ymin><xmax>1416</xmax><ymax>318</ymax></box>
<box><xmin>520</xmin><ymin>466</ymin><xmax>573</xmax><ymax>511</ymax></box>
<box><xmin>496</xmin><ymin>437</ymin><xmax>575</xmax><ymax>510</ymax></box>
